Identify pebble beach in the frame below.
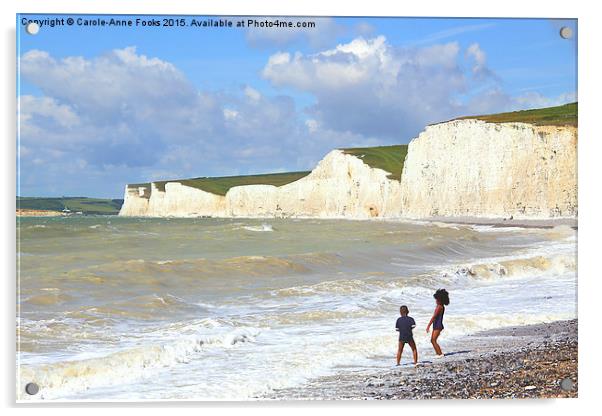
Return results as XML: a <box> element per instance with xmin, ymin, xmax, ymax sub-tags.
<box><xmin>266</xmin><ymin>320</ymin><xmax>577</xmax><ymax>400</ymax></box>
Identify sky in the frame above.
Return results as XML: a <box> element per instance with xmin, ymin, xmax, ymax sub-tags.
<box><xmin>17</xmin><ymin>15</ymin><xmax>577</xmax><ymax>198</ymax></box>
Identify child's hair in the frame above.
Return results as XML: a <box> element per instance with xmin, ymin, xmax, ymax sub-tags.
<box><xmin>400</xmin><ymin>305</ymin><xmax>409</xmax><ymax>315</ymax></box>
<box><xmin>434</xmin><ymin>289</ymin><xmax>450</xmax><ymax>305</ymax></box>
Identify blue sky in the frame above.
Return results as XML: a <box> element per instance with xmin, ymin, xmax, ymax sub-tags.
<box><xmin>17</xmin><ymin>15</ymin><xmax>577</xmax><ymax>198</ymax></box>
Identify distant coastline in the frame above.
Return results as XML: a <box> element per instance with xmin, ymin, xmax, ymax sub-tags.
<box><xmin>17</xmin><ymin>209</ymin><xmax>64</xmax><ymax>217</ymax></box>
<box><xmin>16</xmin><ymin>197</ymin><xmax>124</xmax><ymax>216</ymax></box>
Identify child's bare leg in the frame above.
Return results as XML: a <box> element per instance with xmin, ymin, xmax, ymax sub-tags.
<box><xmin>396</xmin><ymin>341</ymin><xmax>404</xmax><ymax>365</ymax></box>
<box><xmin>431</xmin><ymin>329</ymin><xmax>443</xmax><ymax>355</ymax></box>
<box><xmin>409</xmin><ymin>340</ymin><xmax>418</xmax><ymax>364</ymax></box>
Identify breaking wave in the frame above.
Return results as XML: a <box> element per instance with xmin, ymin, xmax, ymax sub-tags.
<box><xmin>18</xmin><ymin>320</ymin><xmax>260</xmax><ymax>400</ymax></box>
<box><xmin>242</xmin><ymin>223</ymin><xmax>274</xmax><ymax>232</ymax></box>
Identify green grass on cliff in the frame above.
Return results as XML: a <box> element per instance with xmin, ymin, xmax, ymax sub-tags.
<box><xmin>340</xmin><ymin>145</ymin><xmax>408</xmax><ymax>181</ymax></box>
<box><xmin>17</xmin><ymin>197</ymin><xmax>124</xmax><ymax>215</ymax></box>
<box><xmin>141</xmin><ymin>171</ymin><xmax>312</xmax><ymax>196</ymax></box>
<box><xmin>451</xmin><ymin>102</ymin><xmax>577</xmax><ymax>127</ymax></box>
<box><xmin>129</xmin><ymin>145</ymin><xmax>409</xmax><ymax>196</ymax></box>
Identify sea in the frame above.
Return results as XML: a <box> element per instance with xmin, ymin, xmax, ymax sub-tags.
<box><xmin>16</xmin><ymin>216</ymin><xmax>577</xmax><ymax>400</ymax></box>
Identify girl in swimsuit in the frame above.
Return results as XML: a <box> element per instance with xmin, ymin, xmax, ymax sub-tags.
<box><xmin>426</xmin><ymin>288</ymin><xmax>449</xmax><ymax>358</ymax></box>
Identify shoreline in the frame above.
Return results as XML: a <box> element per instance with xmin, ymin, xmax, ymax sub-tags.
<box><xmin>264</xmin><ymin>319</ymin><xmax>577</xmax><ymax>400</ymax></box>
<box><xmin>102</xmin><ymin>213</ymin><xmax>577</xmax><ymax>230</ymax></box>
<box><xmin>416</xmin><ymin>215</ymin><xmax>577</xmax><ymax>230</ymax></box>
<box><xmin>16</xmin><ymin>209</ymin><xmax>65</xmax><ymax>217</ymax></box>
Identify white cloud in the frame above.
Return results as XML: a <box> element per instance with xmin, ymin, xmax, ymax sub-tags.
<box><xmin>223</xmin><ymin>108</ymin><xmax>239</xmax><ymax>120</ymax></box>
<box><xmin>263</xmin><ymin>35</ymin><xmax>575</xmax><ymax>143</ymax></box>
<box><xmin>244</xmin><ymin>86</ymin><xmax>261</xmax><ymax>101</ymax></box>
<box><xmin>19</xmin><ymin>95</ymin><xmax>79</xmax><ymax>128</ymax></box>
<box><xmin>305</xmin><ymin>119</ymin><xmax>319</xmax><ymax>133</ymax></box>
<box><xmin>263</xmin><ymin>36</ymin><xmax>467</xmax><ymax>139</ymax></box>
<box><xmin>467</xmin><ymin>43</ymin><xmax>486</xmax><ymax>68</ymax></box>
<box><xmin>465</xmin><ymin>43</ymin><xmax>496</xmax><ymax>80</ymax></box>
<box><xmin>264</xmin><ymin>37</ymin><xmax>395</xmax><ymax>90</ymax></box>
<box><xmin>18</xmin><ymin>47</ymin><xmax>322</xmax><ymax>196</ymax></box>
<box><xmin>20</xmin><ymin>47</ymin><xmax>196</xmax><ymax>125</ymax></box>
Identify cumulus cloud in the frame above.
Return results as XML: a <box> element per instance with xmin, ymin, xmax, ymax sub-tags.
<box><xmin>465</xmin><ymin>42</ymin><xmax>498</xmax><ymax>82</ymax></box>
<box><xmin>263</xmin><ymin>36</ymin><xmax>468</xmax><ymax>140</ymax></box>
<box><xmin>18</xmin><ymin>47</ymin><xmax>323</xmax><ymax>196</ymax></box>
<box><xmin>262</xmin><ymin>35</ymin><xmax>574</xmax><ymax>142</ymax></box>
<box><xmin>466</xmin><ymin>43</ymin><xmax>485</xmax><ymax>66</ymax></box>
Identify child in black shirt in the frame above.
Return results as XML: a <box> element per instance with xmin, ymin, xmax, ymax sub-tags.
<box><xmin>395</xmin><ymin>305</ymin><xmax>418</xmax><ymax>365</ymax></box>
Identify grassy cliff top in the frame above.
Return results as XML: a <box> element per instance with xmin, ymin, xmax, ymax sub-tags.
<box><xmin>448</xmin><ymin>102</ymin><xmax>577</xmax><ymax>127</ymax></box>
<box><xmin>128</xmin><ymin>144</ymin><xmax>409</xmax><ymax>196</ymax></box>
<box><xmin>132</xmin><ymin>171</ymin><xmax>312</xmax><ymax>196</ymax></box>
<box><xmin>340</xmin><ymin>145</ymin><xmax>408</xmax><ymax>181</ymax></box>
<box><xmin>17</xmin><ymin>197</ymin><xmax>124</xmax><ymax>215</ymax></box>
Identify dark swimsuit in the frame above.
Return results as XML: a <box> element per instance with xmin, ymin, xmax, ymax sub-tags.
<box><xmin>433</xmin><ymin>306</ymin><xmax>445</xmax><ymax>330</ymax></box>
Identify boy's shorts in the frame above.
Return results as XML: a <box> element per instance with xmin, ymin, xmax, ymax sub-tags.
<box><xmin>399</xmin><ymin>337</ymin><xmax>414</xmax><ymax>343</ymax></box>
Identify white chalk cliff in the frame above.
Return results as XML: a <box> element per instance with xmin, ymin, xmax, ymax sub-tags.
<box><xmin>119</xmin><ymin>150</ymin><xmax>402</xmax><ymax>218</ymax></box>
<box><xmin>120</xmin><ymin>120</ymin><xmax>577</xmax><ymax>220</ymax></box>
<box><xmin>399</xmin><ymin>120</ymin><xmax>577</xmax><ymax>219</ymax></box>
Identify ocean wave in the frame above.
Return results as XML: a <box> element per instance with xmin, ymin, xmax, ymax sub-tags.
<box><xmin>18</xmin><ymin>321</ymin><xmax>261</xmax><ymax>400</ymax></box>
<box><xmin>25</xmin><ymin>224</ymin><xmax>47</xmax><ymax>229</ymax></box>
<box><xmin>241</xmin><ymin>223</ymin><xmax>274</xmax><ymax>232</ymax></box>
<box><xmin>271</xmin><ymin>245</ymin><xmax>575</xmax><ymax>301</ymax></box>
<box><xmin>24</xmin><ymin>292</ymin><xmax>72</xmax><ymax>306</ymax></box>
<box><xmin>441</xmin><ymin>251</ymin><xmax>575</xmax><ymax>282</ymax></box>
<box><xmin>274</xmin><ymin>278</ymin><xmax>388</xmax><ymax>298</ymax></box>
<box><xmin>73</xmin><ymin>253</ymin><xmax>347</xmax><ymax>279</ymax></box>
<box><xmin>100</xmin><ymin>293</ymin><xmax>192</xmax><ymax>313</ymax></box>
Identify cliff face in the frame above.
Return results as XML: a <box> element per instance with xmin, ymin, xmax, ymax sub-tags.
<box><xmin>119</xmin><ymin>150</ymin><xmax>402</xmax><ymax>218</ymax></box>
<box><xmin>399</xmin><ymin>120</ymin><xmax>577</xmax><ymax>219</ymax></box>
<box><xmin>121</xmin><ymin>185</ymin><xmax>150</xmax><ymax>216</ymax></box>
<box><xmin>120</xmin><ymin>119</ymin><xmax>577</xmax><ymax>220</ymax></box>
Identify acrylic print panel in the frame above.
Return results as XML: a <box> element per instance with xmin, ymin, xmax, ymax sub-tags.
<box><xmin>16</xmin><ymin>14</ymin><xmax>577</xmax><ymax>401</ymax></box>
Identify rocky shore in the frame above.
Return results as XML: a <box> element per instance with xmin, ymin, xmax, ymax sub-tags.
<box><xmin>265</xmin><ymin>320</ymin><xmax>577</xmax><ymax>400</ymax></box>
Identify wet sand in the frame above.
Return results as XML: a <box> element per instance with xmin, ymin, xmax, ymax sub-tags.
<box><xmin>264</xmin><ymin>320</ymin><xmax>577</xmax><ymax>400</ymax></box>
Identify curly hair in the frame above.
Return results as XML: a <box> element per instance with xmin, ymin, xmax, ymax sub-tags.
<box><xmin>434</xmin><ymin>288</ymin><xmax>450</xmax><ymax>305</ymax></box>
